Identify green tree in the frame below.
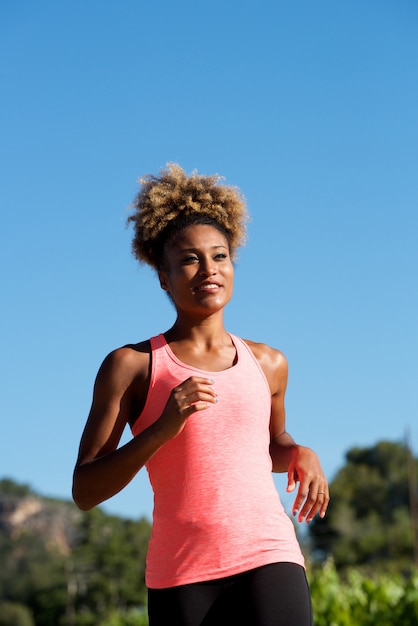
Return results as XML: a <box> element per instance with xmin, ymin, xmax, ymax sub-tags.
<box><xmin>309</xmin><ymin>440</ymin><xmax>417</xmax><ymax>570</ymax></box>
<box><xmin>100</xmin><ymin>609</ymin><xmax>149</xmax><ymax>626</ymax></box>
<box><xmin>0</xmin><ymin>478</ymin><xmax>32</xmax><ymax>497</ymax></box>
<box><xmin>0</xmin><ymin>602</ymin><xmax>35</xmax><ymax>626</ymax></box>
<box><xmin>0</xmin><ymin>529</ymin><xmax>67</xmax><ymax>625</ymax></box>
<box><xmin>308</xmin><ymin>560</ymin><xmax>418</xmax><ymax>626</ymax></box>
<box><xmin>0</xmin><ymin>480</ymin><xmax>151</xmax><ymax>626</ymax></box>
<box><xmin>69</xmin><ymin>507</ymin><xmax>151</xmax><ymax>625</ymax></box>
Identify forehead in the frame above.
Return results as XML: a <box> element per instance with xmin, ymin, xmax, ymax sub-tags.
<box><xmin>167</xmin><ymin>224</ymin><xmax>230</xmax><ymax>251</ymax></box>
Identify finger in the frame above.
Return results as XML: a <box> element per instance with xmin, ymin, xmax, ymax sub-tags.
<box><xmin>176</xmin><ymin>388</ymin><xmax>218</xmax><ymax>418</ymax></box>
<box><xmin>293</xmin><ymin>481</ymin><xmax>318</xmax><ymax>520</ymax></box>
<box><xmin>174</xmin><ymin>378</ymin><xmax>216</xmax><ymax>404</ymax></box>
<box><xmin>182</xmin><ymin>400</ymin><xmax>214</xmax><ymax>414</ymax></box>
<box><xmin>292</xmin><ymin>478</ymin><xmax>310</xmax><ymax>517</ymax></box>
<box><xmin>174</xmin><ymin>378</ymin><xmax>216</xmax><ymax>398</ymax></box>
<box><xmin>286</xmin><ymin>468</ymin><xmax>297</xmax><ymax>493</ymax></box>
<box><xmin>180</xmin><ymin>398</ymin><xmax>217</xmax><ymax>416</ymax></box>
<box><xmin>305</xmin><ymin>491</ymin><xmax>330</xmax><ymax>523</ymax></box>
<box><xmin>303</xmin><ymin>500</ymin><xmax>322</xmax><ymax>524</ymax></box>
<box><xmin>298</xmin><ymin>488</ymin><xmax>330</xmax><ymax>523</ymax></box>
<box><xmin>297</xmin><ymin>493</ymin><xmax>319</xmax><ymax>523</ymax></box>
<box><xmin>176</xmin><ymin>376</ymin><xmax>216</xmax><ymax>389</ymax></box>
<box><xmin>319</xmin><ymin>490</ymin><xmax>330</xmax><ymax>519</ymax></box>
<box><xmin>180</xmin><ymin>387</ymin><xmax>218</xmax><ymax>408</ymax></box>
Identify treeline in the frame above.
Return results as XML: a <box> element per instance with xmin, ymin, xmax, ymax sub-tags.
<box><xmin>307</xmin><ymin>439</ymin><xmax>418</xmax><ymax>625</ymax></box>
<box><xmin>308</xmin><ymin>560</ymin><xmax>418</xmax><ymax>625</ymax></box>
<box><xmin>0</xmin><ymin>439</ymin><xmax>417</xmax><ymax>625</ymax></box>
<box><xmin>0</xmin><ymin>479</ymin><xmax>151</xmax><ymax>626</ymax></box>
<box><xmin>309</xmin><ymin>439</ymin><xmax>417</xmax><ymax>572</ymax></box>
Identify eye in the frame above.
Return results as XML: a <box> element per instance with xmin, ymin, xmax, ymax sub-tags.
<box><xmin>181</xmin><ymin>255</ymin><xmax>199</xmax><ymax>264</ymax></box>
<box><xmin>214</xmin><ymin>253</ymin><xmax>228</xmax><ymax>260</ymax></box>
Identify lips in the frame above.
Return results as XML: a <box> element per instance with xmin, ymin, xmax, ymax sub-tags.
<box><xmin>193</xmin><ymin>282</ymin><xmax>221</xmax><ymax>293</ymax></box>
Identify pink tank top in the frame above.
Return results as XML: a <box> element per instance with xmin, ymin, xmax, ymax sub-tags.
<box><xmin>131</xmin><ymin>334</ymin><xmax>304</xmax><ymax>588</ymax></box>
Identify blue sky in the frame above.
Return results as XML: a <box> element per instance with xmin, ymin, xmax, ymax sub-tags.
<box><xmin>1</xmin><ymin>0</ymin><xmax>417</xmax><ymax>521</ymax></box>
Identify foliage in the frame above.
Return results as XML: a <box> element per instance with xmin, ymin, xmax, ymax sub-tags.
<box><xmin>309</xmin><ymin>440</ymin><xmax>417</xmax><ymax>569</ymax></box>
<box><xmin>1</xmin><ymin>443</ymin><xmax>418</xmax><ymax>626</ymax></box>
<box><xmin>0</xmin><ymin>478</ymin><xmax>32</xmax><ymax>497</ymax></box>
<box><xmin>0</xmin><ymin>602</ymin><xmax>35</xmax><ymax>626</ymax></box>
<box><xmin>0</xmin><ymin>479</ymin><xmax>151</xmax><ymax>626</ymax></box>
<box><xmin>100</xmin><ymin>609</ymin><xmax>149</xmax><ymax>626</ymax></box>
<box><xmin>0</xmin><ymin>527</ymin><xmax>67</xmax><ymax>625</ymax></box>
<box><xmin>68</xmin><ymin>507</ymin><xmax>150</xmax><ymax>625</ymax></box>
<box><xmin>308</xmin><ymin>559</ymin><xmax>418</xmax><ymax>626</ymax></box>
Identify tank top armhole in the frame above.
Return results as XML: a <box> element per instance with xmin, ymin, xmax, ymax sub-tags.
<box><xmin>130</xmin><ymin>337</ymin><xmax>157</xmax><ymax>436</ymax></box>
<box><xmin>230</xmin><ymin>334</ymin><xmax>272</xmax><ymax>397</ymax></box>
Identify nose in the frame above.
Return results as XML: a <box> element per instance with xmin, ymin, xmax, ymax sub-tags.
<box><xmin>198</xmin><ymin>258</ymin><xmax>217</xmax><ymax>277</ymax></box>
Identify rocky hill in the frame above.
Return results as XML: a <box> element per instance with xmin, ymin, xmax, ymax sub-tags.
<box><xmin>0</xmin><ymin>479</ymin><xmax>83</xmax><ymax>554</ymax></box>
<box><xmin>0</xmin><ymin>478</ymin><xmax>151</xmax><ymax>625</ymax></box>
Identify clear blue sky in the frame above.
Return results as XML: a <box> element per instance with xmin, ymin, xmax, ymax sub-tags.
<box><xmin>1</xmin><ymin>0</ymin><xmax>417</xmax><ymax>521</ymax></box>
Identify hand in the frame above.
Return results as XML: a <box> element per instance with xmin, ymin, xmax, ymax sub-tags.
<box><xmin>286</xmin><ymin>446</ymin><xmax>329</xmax><ymax>523</ymax></box>
<box><xmin>154</xmin><ymin>376</ymin><xmax>217</xmax><ymax>441</ymax></box>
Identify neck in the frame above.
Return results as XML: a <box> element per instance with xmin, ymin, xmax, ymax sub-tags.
<box><xmin>165</xmin><ymin>312</ymin><xmax>230</xmax><ymax>347</ymax></box>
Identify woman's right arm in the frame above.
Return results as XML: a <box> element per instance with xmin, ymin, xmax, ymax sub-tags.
<box><xmin>72</xmin><ymin>347</ymin><xmax>217</xmax><ymax>511</ymax></box>
<box><xmin>72</xmin><ymin>347</ymin><xmax>165</xmax><ymax>510</ymax></box>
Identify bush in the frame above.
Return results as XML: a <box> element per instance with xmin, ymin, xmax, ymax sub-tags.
<box><xmin>0</xmin><ymin>602</ymin><xmax>35</xmax><ymax>626</ymax></box>
<box><xmin>308</xmin><ymin>559</ymin><xmax>418</xmax><ymax>626</ymax></box>
<box><xmin>100</xmin><ymin>609</ymin><xmax>149</xmax><ymax>626</ymax></box>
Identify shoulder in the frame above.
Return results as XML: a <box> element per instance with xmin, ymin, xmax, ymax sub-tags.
<box><xmin>95</xmin><ymin>340</ymin><xmax>151</xmax><ymax>391</ymax></box>
<box><xmin>241</xmin><ymin>338</ymin><xmax>288</xmax><ymax>372</ymax></box>
<box><xmin>241</xmin><ymin>339</ymin><xmax>288</xmax><ymax>394</ymax></box>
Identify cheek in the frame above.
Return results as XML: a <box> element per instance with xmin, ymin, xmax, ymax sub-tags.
<box><xmin>164</xmin><ymin>267</ymin><xmax>195</xmax><ymax>292</ymax></box>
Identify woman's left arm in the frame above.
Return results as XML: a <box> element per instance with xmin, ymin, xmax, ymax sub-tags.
<box><xmin>248</xmin><ymin>340</ymin><xmax>329</xmax><ymax>523</ymax></box>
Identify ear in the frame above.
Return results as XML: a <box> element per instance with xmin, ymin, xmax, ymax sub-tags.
<box><xmin>158</xmin><ymin>270</ymin><xmax>169</xmax><ymax>292</ymax></box>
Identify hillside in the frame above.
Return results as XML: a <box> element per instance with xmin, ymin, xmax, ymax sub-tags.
<box><xmin>0</xmin><ymin>478</ymin><xmax>151</xmax><ymax>625</ymax></box>
<box><xmin>0</xmin><ymin>482</ymin><xmax>83</xmax><ymax>555</ymax></box>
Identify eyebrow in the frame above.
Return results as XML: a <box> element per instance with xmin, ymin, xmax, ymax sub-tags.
<box><xmin>179</xmin><ymin>245</ymin><xmax>228</xmax><ymax>253</ymax></box>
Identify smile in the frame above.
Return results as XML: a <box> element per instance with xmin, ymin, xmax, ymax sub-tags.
<box><xmin>193</xmin><ymin>282</ymin><xmax>221</xmax><ymax>293</ymax></box>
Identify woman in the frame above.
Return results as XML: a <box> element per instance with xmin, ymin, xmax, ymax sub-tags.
<box><xmin>73</xmin><ymin>164</ymin><xmax>329</xmax><ymax>625</ymax></box>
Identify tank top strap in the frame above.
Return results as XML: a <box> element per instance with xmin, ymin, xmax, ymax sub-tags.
<box><xmin>150</xmin><ymin>334</ymin><xmax>166</xmax><ymax>351</ymax></box>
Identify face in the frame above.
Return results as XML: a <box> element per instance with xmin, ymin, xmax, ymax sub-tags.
<box><xmin>158</xmin><ymin>224</ymin><xmax>234</xmax><ymax>316</ymax></box>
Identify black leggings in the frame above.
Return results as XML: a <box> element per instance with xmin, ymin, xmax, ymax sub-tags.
<box><xmin>148</xmin><ymin>562</ymin><xmax>313</xmax><ymax>626</ymax></box>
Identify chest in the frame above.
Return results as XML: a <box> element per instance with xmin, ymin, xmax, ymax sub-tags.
<box><xmin>169</xmin><ymin>344</ymin><xmax>238</xmax><ymax>372</ymax></box>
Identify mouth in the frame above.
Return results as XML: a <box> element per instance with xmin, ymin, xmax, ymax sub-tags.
<box><xmin>192</xmin><ymin>282</ymin><xmax>221</xmax><ymax>294</ymax></box>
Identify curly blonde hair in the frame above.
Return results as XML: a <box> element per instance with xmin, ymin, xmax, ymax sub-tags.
<box><xmin>127</xmin><ymin>163</ymin><xmax>249</xmax><ymax>269</ymax></box>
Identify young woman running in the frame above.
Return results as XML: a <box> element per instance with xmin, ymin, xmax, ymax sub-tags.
<box><xmin>73</xmin><ymin>164</ymin><xmax>329</xmax><ymax>625</ymax></box>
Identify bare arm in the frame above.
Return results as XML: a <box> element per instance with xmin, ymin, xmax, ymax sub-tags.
<box><xmin>247</xmin><ymin>340</ymin><xmax>329</xmax><ymax>523</ymax></box>
<box><xmin>72</xmin><ymin>346</ymin><xmax>216</xmax><ymax>511</ymax></box>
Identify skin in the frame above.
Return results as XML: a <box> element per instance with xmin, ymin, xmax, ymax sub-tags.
<box><xmin>72</xmin><ymin>224</ymin><xmax>329</xmax><ymax>523</ymax></box>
